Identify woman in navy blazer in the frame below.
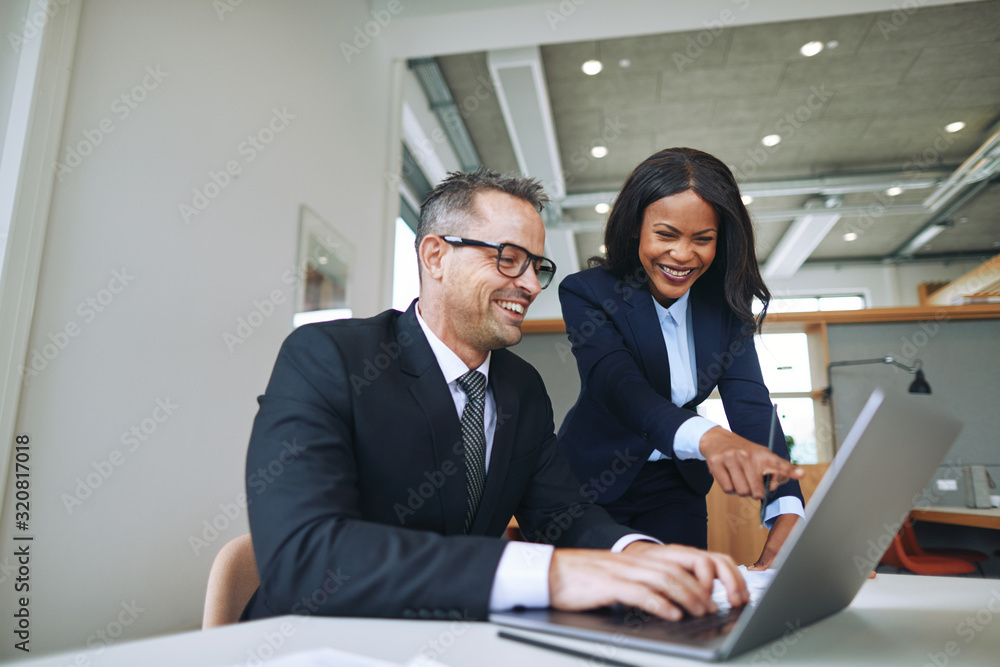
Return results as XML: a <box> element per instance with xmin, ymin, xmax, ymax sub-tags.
<box><xmin>557</xmin><ymin>147</ymin><xmax>804</xmax><ymax>568</ymax></box>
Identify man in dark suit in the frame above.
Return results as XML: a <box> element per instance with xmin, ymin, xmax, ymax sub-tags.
<box><xmin>241</xmin><ymin>170</ymin><xmax>748</xmax><ymax>623</ymax></box>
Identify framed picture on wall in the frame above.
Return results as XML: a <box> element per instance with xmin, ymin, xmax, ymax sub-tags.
<box><xmin>293</xmin><ymin>205</ymin><xmax>354</xmax><ymax>327</ymax></box>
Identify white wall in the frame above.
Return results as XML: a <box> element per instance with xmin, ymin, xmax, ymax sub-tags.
<box><xmin>0</xmin><ymin>0</ymin><xmax>397</xmax><ymax>658</ymax></box>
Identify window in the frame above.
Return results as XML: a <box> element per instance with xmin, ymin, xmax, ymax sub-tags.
<box><xmin>754</xmin><ymin>294</ymin><xmax>866</xmax><ymax>314</ymax></box>
<box><xmin>392</xmin><ymin>217</ymin><xmax>419</xmax><ymax>312</ymax></box>
<box><xmin>696</xmin><ymin>327</ymin><xmax>832</xmax><ymax>464</ymax></box>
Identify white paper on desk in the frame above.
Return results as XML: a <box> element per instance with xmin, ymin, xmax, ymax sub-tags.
<box><xmin>712</xmin><ymin>565</ymin><xmax>776</xmax><ymax>611</ymax></box>
<box><xmin>258</xmin><ymin>647</ymin><xmax>405</xmax><ymax>667</ymax></box>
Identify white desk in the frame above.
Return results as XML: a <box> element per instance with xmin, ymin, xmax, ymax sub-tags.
<box><xmin>18</xmin><ymin>575</ymin><xmax>1000</xmax><ymax>666</ymax></box>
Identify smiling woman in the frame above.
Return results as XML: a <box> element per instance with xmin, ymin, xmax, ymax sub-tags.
<box><xmin>556</xmin><ymin>147</ymin><xmax>805</xmax><ymax>567</ymax></box>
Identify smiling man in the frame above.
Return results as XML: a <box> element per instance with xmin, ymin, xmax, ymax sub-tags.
<box><xmin>241</xmin><ymin>169</ymin><xmax>748</xmax><ymax>623</ymax></box>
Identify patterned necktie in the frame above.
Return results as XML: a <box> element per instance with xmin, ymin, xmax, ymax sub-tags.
<box><xmin>458</xmin><ymin>370</ymin><xmax>487</xmax><ymax>532</ymax></box>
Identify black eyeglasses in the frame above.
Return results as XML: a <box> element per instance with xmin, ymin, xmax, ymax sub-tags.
<box><xmin>442</xmin><ymin>236</ymin><xmax>557</xmax><ymax>289</ymax></box>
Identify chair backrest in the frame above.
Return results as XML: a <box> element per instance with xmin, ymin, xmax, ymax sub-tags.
<box><xmin>202</xmin><ymin>534</ymin><xmax>259</xmax><ymax>629</ymax></box>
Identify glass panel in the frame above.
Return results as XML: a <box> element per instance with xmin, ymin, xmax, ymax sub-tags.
<box><xmin>755</xmin><ymin>333</ymin><xmax>812</xmax><ymax>392</ymax></box>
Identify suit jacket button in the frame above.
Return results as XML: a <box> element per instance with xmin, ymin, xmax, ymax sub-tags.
<box><xmin>641</xmin><ymin>432</ymin><xmax>649</xmax><ymax>440</ymax></box>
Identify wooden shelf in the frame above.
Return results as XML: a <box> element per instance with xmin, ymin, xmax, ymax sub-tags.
<box><xmin>523</xmin><ymin>304</ymin><xmax>1000</xmax><ymax>334</ymax></box>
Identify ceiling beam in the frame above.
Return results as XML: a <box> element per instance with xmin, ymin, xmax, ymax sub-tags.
<box><xmin>487</xmin><ymin>46</ymin><xmax>565</xmax><ymax>200</ymax></box>
<box><xmin>762</xmin><ymin>200</ymin><xmax>842</xmax><ymax>279</ymax></box>
<box><xmin>559</xmin><ymin>170</ymin><xmax>950</xmax><ymax>210</ymax></box>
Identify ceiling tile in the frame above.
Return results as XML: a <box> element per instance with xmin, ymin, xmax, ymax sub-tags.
<box><xmin>904</xmin><ymin>42</ymin><xmax>1000</xmax><ymax>82</ymax></box>
<box><xmin>778</xmin><ymin>49</ymin><xmax>922</xmax><ymax>91</ymax></box>
<box><xmin>726</xmin><ymin>14</ymin><xmax>873</xmax><ymax>64</ymax></box>
<box><xmin>859</xmin><ymin>1</ymin><xmax>1000</xmax><ymax>51</ymax></box>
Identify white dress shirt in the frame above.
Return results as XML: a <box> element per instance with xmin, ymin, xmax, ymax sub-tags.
<box><xmin>647</xmin><ymin>292</ymin><xmax>805</xmax><ymax>527</ymax></box>
<box><xmin>415</xmin><ymin>303</ymin><xmax>654</xmax><ymax>611</ymax></box>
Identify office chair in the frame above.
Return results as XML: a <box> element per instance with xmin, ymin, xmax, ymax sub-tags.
<box><xmin>202</xmin><ymin>534</ymin><xmax>259</xmax><ymax>629</ymax></box>
<box><xmin>879</xmin><ymin>532</ymin><xmax>975</xmax><ymax>576</ymax></box>
<box><xmin>899</xmin><ymin>515</ymin><xmax>986</xmax><ymax>574</ymax></box>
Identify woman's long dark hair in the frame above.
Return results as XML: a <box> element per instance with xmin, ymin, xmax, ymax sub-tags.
<box><xmin>592</xmin><ymin>147</ymin><xmax>770</xmax><ymax>334</ymax></box>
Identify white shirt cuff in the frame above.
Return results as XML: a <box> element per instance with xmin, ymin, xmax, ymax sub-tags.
<box><xmin>762</xmin><ymin>496</ymin><xmax>805</xmax><ymax>529</ymax></box>
<box><xmin>672</xmin><ymin>416</ymin><xmax>717</xmax><ymax>460</ymax></box>
<box><xmin>488</xmin><ymin>541</ymin><xmax>554</xmax><ymax>611</ymax></box>
<box><xmin>611</xmin><ymin>533</ymin><xmax>661</xmax><ymax>552</ymax></box>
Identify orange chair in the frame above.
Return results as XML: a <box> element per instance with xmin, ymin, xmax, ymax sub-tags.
<box><xmin>900</xmin><ymin>516</ymin><xmax>987</xmax><ymax>565</ymax></box>
<box><xmin>202</xmin><ymin>534</ymin><xmax>259</xmax><ymax>629</ymax></box>
<box><xmin>880</xmin><ymin>532</ymin><xmax>975</xmax><ymax>575</ymax></box>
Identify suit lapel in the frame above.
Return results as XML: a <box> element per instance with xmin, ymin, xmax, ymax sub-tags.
<box><xmin>689</xmin><ymin>289</ymin><xmax>723</xmax><ymax>402</ymax></box>
<box><xmin>397</xmin><ymin>304</ymin><xmax>468</xmax><ymax>536</ymax></box>
<box><xmin>624</xmin><ymin>286</ymin><xmax>673</xmax><ymax>401</ymax></box>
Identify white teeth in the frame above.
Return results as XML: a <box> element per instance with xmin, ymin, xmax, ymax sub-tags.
<box><xmin>498</xmin><ymin>300</ymin><xmax>525</xmax><ymax>315</ymax></box>
<box><xmin>661</xmin><ymin>266</ymin><xmax>693</xmax><ymax>277</ymax></box>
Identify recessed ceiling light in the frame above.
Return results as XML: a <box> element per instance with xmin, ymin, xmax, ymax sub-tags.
<box><xmin>591</xmin><ymin>145</ymin><xmax>608</xmax><ymax>158</ymax></box>
<box><xmin>762</xmin><ymin>134</ymin><xmax>782</xmax><ymax>147</ymax></box>
<box><xmin>800</xmin><ymin>41</ymin><xmax>824</xmax><ymax>57</ymax></box>
<box><xmin>595</xmin><ymin>203</ymin><xmax>610</xmax><ymax>214</ymax></box>
<box><xmin>599</xmin><ymin>244</ymin><xmax>607</xmax><ymax>254</ymax></box>
<box><xmin>826</xmin><ymin>40</ymin><xmax>839</xmax><ymax>49</ymax></box>
<box><xmin>992</xmin><ymin>240</ymin><xmax>1000</xmax><ymax>247</ymax></box>
<box><xmin>618</xmin><ymin>58</ymin><xmax>631</xmax><ymax>68</ymax></box>
<box><xmin>886</xmin><ymin>186</ymin><xmax>903</xmax><ymax>197</ymax></box>
<box><xmin>741</xmin><ymin>195</ymin><xmax>754</xmax><ymax>205</ymax></box>
<box><xmin>318</xmin><ymin>255</ymin><xmax>329</xmax><ymax>265</ymax></box>
<box><xmin>582</xmin><ymin>59</ymin><xmax>603</xmax><ymax>75</ymax></box>
<box><xmin>843</xmin><ymin>232</ymin><xmax>858</xmax><ymax>242</ymax></box>
<box><xmin>945</xmin><ymin>121</ymin><xmax>966</xmax><ymax>133</ymax></box>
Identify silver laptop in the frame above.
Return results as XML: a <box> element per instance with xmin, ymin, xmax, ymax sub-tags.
<box><xmin>491</xmin><ymin>388</ymin><xmax>963</xmax><ymax>661</ymax></box>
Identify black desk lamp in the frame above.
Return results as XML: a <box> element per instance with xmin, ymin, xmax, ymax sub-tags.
<box><xmin>823</xmin><ymin>356</ymin><xmax>931</xmax><ymax>401</ymax></box>
<box><xmin>822</xmin><ymin>357</ymin><xmax>931</xmax><ymax>452</ymax></box>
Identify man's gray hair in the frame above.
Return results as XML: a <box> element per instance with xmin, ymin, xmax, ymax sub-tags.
<box><xmin>414</xmin><ymin>168</ymin><xmax>549</xmax><ymax>254</ymax></box>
